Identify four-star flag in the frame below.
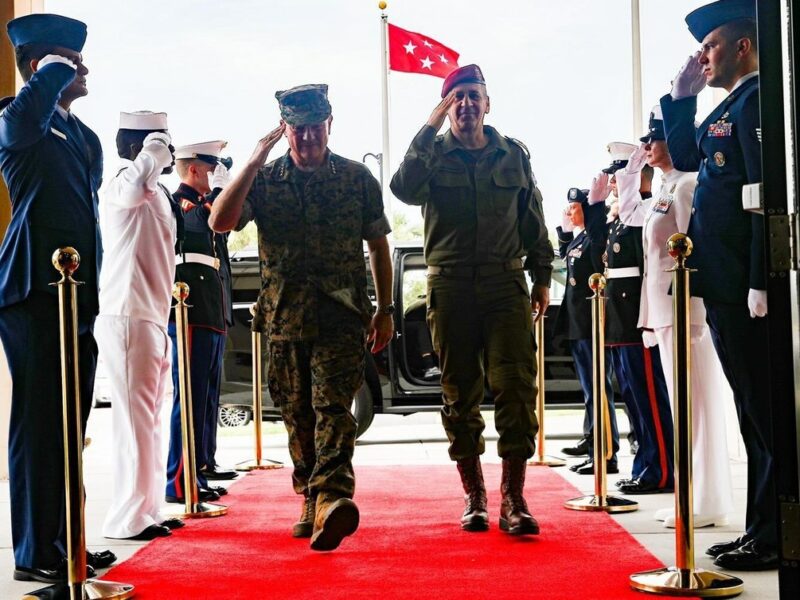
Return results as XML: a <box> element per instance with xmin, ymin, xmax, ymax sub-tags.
<box><xmin>388</xmin><ymin>23</ymin><xmax>459</xmax><ymax>78</ymax></box>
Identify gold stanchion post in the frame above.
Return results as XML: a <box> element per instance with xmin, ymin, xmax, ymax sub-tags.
<box><xmin>529</xmin><ymin>316</ymin><xmax>565</xmax><ymax>467</ymax></box>
<box><xmin>564</xmin><ymin>273</ymin><xmax>638</xmax><ymax>513</ymax></box>
<box><xmin>23</xmin><ymin>248</ymin><xmax>134</xmax><ymax>600</ymax></box>
<box><xmin>172</xmin><ymin>282</ymin><xmax>227</xmax><ymax>518</ymax></box>
<box><xmin>237</xmin><ymin>303</ymin><xmax>283</xmax><ymax>471</ymax></box>
<box><xmin>629</xmin><ymin>235</ymin><xmax>743</xmax><ymax>596</ymax></box>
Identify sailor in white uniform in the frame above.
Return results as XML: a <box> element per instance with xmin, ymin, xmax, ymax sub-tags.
<box><xmin>616</xmin><ymin>106</ymin><xmax>733</xmax><ymax>528</ymax></box>
<box><xmin>96</xmin><ymin>111</ymin><xmax>184</xmax><ymax>540</ymax></box>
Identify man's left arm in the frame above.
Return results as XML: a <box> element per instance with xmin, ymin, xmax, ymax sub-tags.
<box><xmin>519</xmin><ymin>173</ymin><xmax>553</xmax><ymax>321</ymax></box>
<box><xmin>738</xmin><ymin>91</ymin><xmax>766</xmax><ymax>293</ymax></box>
<box><xmin>362</xmin><ymin>169</ymin><xmax>394</xmax><ymax>351</ymax></box>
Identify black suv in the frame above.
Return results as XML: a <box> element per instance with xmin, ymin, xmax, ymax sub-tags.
<box><xmin>220</xmin><ymin>243</ymin><xmax>580</xmax><ymax>437</ymax></box>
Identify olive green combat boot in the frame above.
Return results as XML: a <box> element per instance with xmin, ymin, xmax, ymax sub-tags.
<box><xmin>499</xmin><ymin>457</ymin><xmax>539</xmax><ymax>535</ymax></box>
<box><xmin>310</xmin><ymin>492</ymin><xmax>359</xmax><ymax>551</ymax></box>
<box><xmin>456</xmin><ymin>457</ymin><xmax>489</xmax><ymax>532</ymax></box>
<box><xmin>292</xmin><ymin>494</ymin><xmax>316</xmax><ymax>538</ymax></box>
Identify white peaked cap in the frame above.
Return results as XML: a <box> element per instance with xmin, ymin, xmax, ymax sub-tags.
<box><xmin>174</xmin><ymin>140</ymin><xmax>228</xmax><ymax>161</ymax></box>
<box><xmin>119</xmin><ymin>110</ymin><xmax>168</xmax><ymax>131</ymax></box>
<box><xmin>607</xmin><ymin>141</ymin><xmax>638</xmax><ymax>162</ymax></box>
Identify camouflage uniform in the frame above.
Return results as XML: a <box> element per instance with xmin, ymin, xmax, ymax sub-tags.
<box><xmin>236</xmin><ymin>150</ymin><xmax>390</xmax><ymax>499</ymax></box>
<box><xmin>390</xmin><ymin>125</ymin><xmax>553</xmax><ymax>461</ymax></box>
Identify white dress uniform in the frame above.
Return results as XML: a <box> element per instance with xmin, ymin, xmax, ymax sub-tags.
<box><xmin>96</xmin><ymin>112</ymin><xmax>177</xmax><ymax>539</ymax></box>
<box><xmin>617</xmin><ymin>167</ymin><xmax>733</xmax><ymax>526</ymax></box>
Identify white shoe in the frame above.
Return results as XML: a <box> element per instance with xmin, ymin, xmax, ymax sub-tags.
<box><xmin>663</xmin><ymin>514</ymin><xmax>729</xmax><ymax>529</ymax></box>
<box><xmin>654</xmin><ymin>508</ymin><xmax>671</xmax><ymax>522</ymax></box>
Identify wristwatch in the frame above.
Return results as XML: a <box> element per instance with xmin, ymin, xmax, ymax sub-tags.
<box><xmin>377</xmin><ymin>304</ymin><xmax>395</xmax><ymax>315</ymax></box>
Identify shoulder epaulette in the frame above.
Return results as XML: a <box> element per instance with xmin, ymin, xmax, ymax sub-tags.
<box><xmin>505</xmin><ymin>136</ymin><xmax>530</xmax><ymax>159</ymax></box>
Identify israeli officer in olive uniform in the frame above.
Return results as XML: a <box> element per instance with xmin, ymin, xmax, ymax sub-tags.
<box><xmin>165</xmin><ymin>140</ymin><xmax>236</xmax><ymax>503</ymax></box>
<box><xmin>555</xmin><ymin>188</ymin><xmax>618</xmax><ymax>475</ymax></box>
<box><xmin>0</xmin><ymin>13</ymin><xmax>117</xmax><ymax>582</ymax></box>
<box><xmin>660</xmin><ymin>0</ymin><xmax>777</xmax><ymax>570</ymax></box>
<box><xmin>391</xmin><ymin>64</ymin><xmax>552</xmax><ymax>536</ymax></box>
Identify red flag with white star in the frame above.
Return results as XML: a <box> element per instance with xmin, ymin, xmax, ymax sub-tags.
<box><xmin>388</xmin><ymin>23</ymin><xmax>459</xmax><ymax>79</ymax></box>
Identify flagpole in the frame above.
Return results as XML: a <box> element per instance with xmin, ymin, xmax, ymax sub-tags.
<box><xmin>631</xmin><ymin>0</ymin><xmax>644</xmax><ymax>138</ymax></box>
<box><xmin>379</xmin><ymin>1</ymin><xmax>392</xmax><ymax>219</ymax></box>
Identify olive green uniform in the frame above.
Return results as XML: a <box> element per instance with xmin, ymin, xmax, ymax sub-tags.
<box><xmin>391</xmin><ymin>125</ymin><xmax>552</xmax><ymax>460</ymax></box>
<box><xmin>236</xmin><ymin>150</ymin><xmax>390</xmax><ymax>499</ymax></box>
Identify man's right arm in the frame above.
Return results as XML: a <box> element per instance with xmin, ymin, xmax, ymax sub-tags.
<box><xmin>389</xmin><ymin>125</ymin><xmax>441</xmax><ymax>206</ymax></box>
<box><xmin>660</xmin><ymin>94</ymin><xmax>703</xmax><ymax>173</ymax></box>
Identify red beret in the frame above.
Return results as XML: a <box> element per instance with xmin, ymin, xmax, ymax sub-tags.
<box><xmin>441</xmin><ymin>64</ymin><xmax>486</xmax><ymax>98</ymax></box>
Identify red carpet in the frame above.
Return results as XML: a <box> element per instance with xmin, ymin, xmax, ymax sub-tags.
<box><xmin>104</xmin><ymin>465</ymin><xmax>670</xmax><ymax>599</ymax></box>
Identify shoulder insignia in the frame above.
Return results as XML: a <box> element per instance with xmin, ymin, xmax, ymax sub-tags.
<box><xmin>180</xmin><ymin>199</ymin><xmax>195</xmax><ymax>212</ymax></box>
<box><xmin>505</xmin><ymin>136</ymin><xmax>530</xmax><ymax>159</ymax></box>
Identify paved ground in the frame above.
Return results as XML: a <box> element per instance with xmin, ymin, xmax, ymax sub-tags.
<box><xmin>0</xmin><ymin>405</ymin><xmax>780</xmax><ymax>599</ymax></box>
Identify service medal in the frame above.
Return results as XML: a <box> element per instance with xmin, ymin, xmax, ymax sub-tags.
<box><xmin>714</xmin><ymin>151</ymin><xmax>725</xmax><ymax>167</ymax></box>
<box><xmin>613</xmin><ymin>242</ymin><xmax>621</xmax><ymax>253</ymax></box>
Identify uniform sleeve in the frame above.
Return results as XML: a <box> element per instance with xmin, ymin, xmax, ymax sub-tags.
<box><xmin>660</xmin><ymin>93</ymin><xmax>703</xmax><ymax>173</ymax></box>
<box><xmin>583</xmin><ymin>202</ymin><xmax>609</xmax><ymax>273</ymax></box>
<box><xmin>181</xmin><ymin>199</ymin><xmax>213</xmax><ymax>233</ymax></box>
<box><xmin>673</xmin><ymin>176</ymin><xmax>696</xmax><ymax>235</ymax></box>
<box><xmin>616</xmin><ymin>171</ymin><xmax>649</xmax><ymax>227</ymax></box>
<box><xmin>556</xmin><ymin>227</ymin><xmax>574</xmax><ymax>260</ymax></box>
<box><xmin>361</xmin><ymin>167</ymin><xmax>392</xmax><ymax>241</ymax></box>
<box><xmin>0</xmin><ymin>63</ymin><xmax>76</xmax><ymax>151</ymax></box>
<box><xmin>738</xmin><ymin>91</ymin><xmax>766</xmax><ymax>290</ymax></box>
<box><xmin>234</xmin><ymin>168</ymin><xmax>265</xmax><ymax>231</ymax></box>
<box><xmin>389</xmin><ymin>125</ymin><xmax>440</xmax><ymax>206</ymax></box>
<box><xmin>107</xmin><ymin>149</ymin><xmax>165</xmax><ymax>209</ymax></box>
<box><xmin>519</xmin><ymin>175</ymin><xmax>554</xmax><ymax>287</ymax></box>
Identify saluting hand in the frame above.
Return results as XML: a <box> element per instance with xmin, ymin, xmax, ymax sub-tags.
<box><xmin>247</xmin><ymin>123</ymin><xmax>286</xmax><ymax>168</ymax></box>
<box><xmin>426</xmin><ymin>92</ymin><xmax>456</xmax><ymax>132</ymax></box>
<box><xmin>588</xmin><ymin>172</ymin><xmax>611</xmax><ymax>205</ymax></box>
<box><xmin>671</xmin><ymin>51</ymin><xmax>706</xmax><ymax>99</ymax></box>
<box><xmin>624</xmin><ymin>144</ymin><xmax>648</xmax><ymax>174</ymax></box>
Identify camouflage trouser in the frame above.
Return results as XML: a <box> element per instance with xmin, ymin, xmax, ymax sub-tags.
<box><xmin>267</xmin><ymin>304</ymin><xmax>365</xmax><ymax>500</ymax></box>
<box><xmin>427</xmin><ymin>269</ymin><xmax>539</xmax><ymax>460</ymax></box>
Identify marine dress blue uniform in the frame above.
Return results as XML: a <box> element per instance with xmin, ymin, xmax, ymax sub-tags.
<box><xmin>0</xmin><ymin>16</ymin><xmax>103</xmax><ymax>571</ymax></box>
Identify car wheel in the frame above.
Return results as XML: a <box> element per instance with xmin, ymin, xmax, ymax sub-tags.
<box><xmin>352</xmin><ymin>382</ymin><xmax>375</xmax><ymax>439</ymax></box>
<box><xmin>218</xmin><ymin>405</ymin><xmax>252</xmax><ymax>428</ymax></box>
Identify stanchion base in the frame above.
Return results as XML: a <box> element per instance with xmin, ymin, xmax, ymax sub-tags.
<box><xmin>528</xmin><ymin>455</ymin><xmax>566</xmax><ymax>467</ymax></box>
<box><xmin>182</xmin><ymin>501</ymin><xmax>229</xmax><ymax>519</ymax></box>
<box><xmin>236</xmin><ymin>458</ymin><xmax>284</xmax><ymax>472</ymax></box>
<box><xmin>630</xmin><ymin>566</ymin><xmax>744</xmax><ymax>597</ymax></box>
<box><xmin>564</xmin><ymin>494</ymin><xmax>639</xmax><ymax>513</ymax></box>
<box><xmin>22</xmin><ymin>579</ymin><xmax>135</xmax><ymax>600</ymax></box>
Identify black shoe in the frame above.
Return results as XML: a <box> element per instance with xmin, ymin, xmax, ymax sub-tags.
<box><xmin>199</xmin><ymin>466</ymin><xmax>238</xmax><ymax>480</ymax></box>
<box><xmin>713</xmin><ymin>540</ymin><xmax>779</xmax><ymax>571</ymax></box>
<box><xmin>14</xmin><ymin>560</ymin><xmax>95</xmax><ymax>583</ymax></box>
<box><xmin>562</xmin><ymin>438</ymin><xmax>590</xmax><ymax>457</ymax></box>
<box><xmin>617</xmin><ymin>478</ymin><xmax>673</xmax><ymax>495</ymax></box>
<box><xmin>706</xmin><ymin>535</ymin><xmax>750</xmax><ymax>558</ymax></box>
<box><xmin>126</xmin><ymin>524</ymin><xmax>172</xmax><ymax>541</ymax></box>
<box><xmin>569</xmin><ymin>458</ymin><xmax>592</xmax><ymax>472</ymax></box>
<box><xmin>165</xmin><ymin>488</ymin><xmax>220</xmax><ymax>503</ymax></box>
<box><xmin>204</xmin><ymin>485</ymin><xmax>228</xmax><ymax>497</ymax></box>
<box><xmin>160</xmin><ymin>518</ymin><xmax>185</xmax><ymax>530</ymax></box>
<box><xmin>614</xmin><ymin>478</ymin><xmax>634</xmax><ymax>488</ymax></box>
<box><xmin>575</xmin><ymin>459</ymin><xmax>619</xmax><ymax>475</ymax></box>
<box><xmin>86</xmin><ymin>549</ymin><xmax>117</xmax><ymax>569</ymax></box>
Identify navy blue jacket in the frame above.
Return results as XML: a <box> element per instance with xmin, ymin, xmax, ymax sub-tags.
<box><xmin>660</xmin><ymin>75</ymin><xmax>763</xmax><ymax>304</ymax></box>
<box><xmin>555</xmin><ymin>223</ymin><xmax>604</xmax><ymax>341</ymax></box>
<box><xmin>0</xmin><ymin>62</ymin><xmax>103</xmax><ymax>321</ymax></box>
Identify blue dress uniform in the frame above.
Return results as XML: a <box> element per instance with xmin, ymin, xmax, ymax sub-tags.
<box><xmin>661</xmin><ymin>3</ymin><xmax>776</xmax><ymax>555</ymax></box>
<box><xmin>554</xmin><ymin>189</ymin><xmax>619</xmax><ymax>469</ymax></box>
<box><xmin>0</xmin><ymin>15</ymin><xmax>103</xmax><ymax>571</ymax></box>
<box><xmin>165</xmin><ymin>181</ymin><xmax>233</xmax><ymax>499</ymax></box>
<box><xmin>585</xmin><ymin>197</ymin><xmax>674</xmax><ymax>492</ymax></box>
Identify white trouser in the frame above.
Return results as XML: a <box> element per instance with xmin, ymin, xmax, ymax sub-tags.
<box><xmin>654</xmin><ymin>326</ymin><xmax>734</xmax><ymax>520</ymax></box>
<box><xmin>96</xmin><ymin>316</ymin><xmax>171</xmax><ymax>538</ymax></box>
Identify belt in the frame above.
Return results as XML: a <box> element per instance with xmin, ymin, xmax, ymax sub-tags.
<box><xmin>427</xmin><ymin>258</ymin><xmax>525</xmax><ymax>277</ymax></box>
<box><xmin>605</xmin><ymin>266</ymin><xmax>641</xmax><ymax>279</ymax></box>
<box><xmin>176</xmin><ymin>253</ymin><xmax>220</xmax><ymax>270</ymax></box>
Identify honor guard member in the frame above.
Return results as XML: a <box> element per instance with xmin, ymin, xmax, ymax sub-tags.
<box><xmin>0</xmin><ymin>14</ymin><xmax>117</xmax><ymax>582</ymax></box>
<box><xmin>97</xmin><ymin>111</ymin><xmax>184</xmax><ymax>541</ymax></box>
<box><xmin>555</xmin><ymin>189</ymin><xmax>617</xmax><ymax>474</ymax></box>
<box><xmin>617</xmin><ymin>106</ymin><xmax>733</xmax><ymax>527</ymax></box>
<box><xmin>582</xmin><ymin>143</ymin><xmax>673</xmax><ymax>491</ymax></box>
<box><xmin>660</xmin><ymin>0</ymin><xmax>777</xmax><ymax>569</ymax></box>
<box><xmin>209</xmin><ymin>84</ymin><xmax>394</xmax><ymax>551</ymax></box>
<box><xmin>390</xmin><ymin>65</ymin><xmax>552</xmax><ymax>536</ymax></box>
<box><xmin>165</xmin><ymin>140</ymin><xmax>236</xmax><ymax>504</ymax></box>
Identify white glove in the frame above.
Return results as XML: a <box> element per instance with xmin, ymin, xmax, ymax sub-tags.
<box><xmin>208</xmin><ymin>163</ymin><xmax>231</xmax><ymax>190</ymax></box>
<box><xmin>588</xmin><ymin>172</ymin><xmax>611</xmax><ymax>205</ymax></box>
<box><xmin>642</xmin><ymin>330</ymin><xmax>657</xmax><ymax>348</ymax></box>
<box><xmin>690</xmin><ymin>324</ymin><xmax>707</xmax><ymax>344</ymax></box>
<box><xmin>624</xmin><ymin>144</ymin><xmax>648</xmax><ymax>174</ymax></box>
<box><xmin>670</xmin><ymin>52</ymin><xmax>706</xmax><ymax>99</ymax></box>
<box><xmin>142</xmin><ymin>131</ymin><xmax>173</xmax><ymax>169</ymax></box>
<box><xmin>37</xmin><ymin>54</ymin><xmax>77</xmax><ymax>71</ymax></box>
<box><xmin>560</xmin><ymin>208</ymin><xmax>574</xmax><ymax>233</ymax></box>
<box><xmin>747</xmin><ymin>289</ymin><xmax>767</xmax><ymax>318</ymax></box>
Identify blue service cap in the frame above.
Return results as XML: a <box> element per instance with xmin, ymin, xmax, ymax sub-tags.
<box><xmin>685</xmin><ymin>0</ymin><xmax>755</xmax><ymax>43</ymax></box>
<box><xmin>7</xmin><ymin>13</ymin><xmax>87</xmax><ymax>52</ymax></box>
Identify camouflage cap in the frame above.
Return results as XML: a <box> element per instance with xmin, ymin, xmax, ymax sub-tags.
<box><xmin>275</xmin><ymin>84</ymin><xmax>331</xmax><ymax>126</ymax></box>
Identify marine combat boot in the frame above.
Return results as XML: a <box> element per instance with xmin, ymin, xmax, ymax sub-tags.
<box><xmin>499</xmin><ymin>457</ymin><xmax>539</xmax><ymax>535</ymax></box>
<box><xmin>292</xmin><ymin>494</ymin><xmax>316</xmax><ymax>538</ymax></box>
<box><xmin>456</xmin><ymin>456</ymin><xmax>489</xmax><ymax>532</ymax></box>
<box><xmin>310</xmin><ymin>492</ymin><xmax>359</xmax><ymax>552</ymax></box>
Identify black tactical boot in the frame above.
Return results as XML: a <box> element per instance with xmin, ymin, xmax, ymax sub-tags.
<box><xmin>456</xmin><ymin>457</ymin><xmax>489</xmax><ymax>532</ymax></box>
<box><xmin>499</xmin><ymin>457</ymin><xmax>539</xmax><ymax>535</ymax></box>
<box><xmin>292</xmin><ymin>494</ymin><xmax>316</xmax><ymax>538</ymax></box>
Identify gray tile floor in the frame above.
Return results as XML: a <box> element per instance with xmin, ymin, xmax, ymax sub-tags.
<box><xmin>0</xmin><ymin>407</ymin><xmax>780</xmax><ymax>599</ymax></box>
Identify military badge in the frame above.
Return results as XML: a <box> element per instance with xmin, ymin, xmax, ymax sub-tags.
<box><xmin>569</xmin><ymin>188</ymin><xmax>578</xmax><ymax>200</ymax></box>
<box><xmin>569</xmin><ymin>277</ymin><xmax>576</xmax><ymax>286</ymax></box>
<box><xmin>714</xmin><ymin>152</ymin><xmax>726</xmax><ymax>167</ymax></box>
<box><xmin>613</xmin><ymin>242</ymin><xmax>621</xmax><ymax>253</ymax></box>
